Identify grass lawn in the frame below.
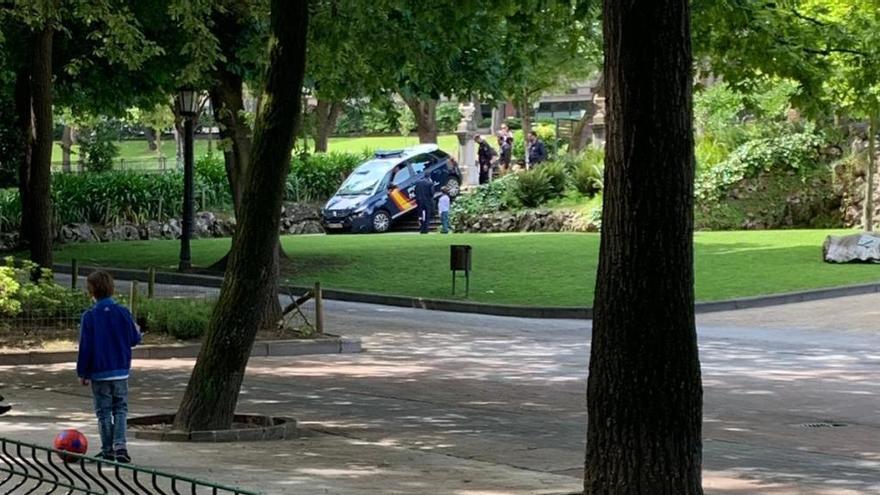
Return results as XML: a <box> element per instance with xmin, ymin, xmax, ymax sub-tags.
<box><xmin>50</xmin><ymin>229</ymin><xmax>880</xmax><ymax>307</ymax></box>
<box><xmin>51</xmin><ymin>134</ymin><xmax>459</xmax><ymax>170</ymax></box>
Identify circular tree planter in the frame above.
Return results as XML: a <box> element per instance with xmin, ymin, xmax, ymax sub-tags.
<box><xmin>129</xmin><ymin>414</ymin><xmax>297</xmax><ymax>442</ymax></box>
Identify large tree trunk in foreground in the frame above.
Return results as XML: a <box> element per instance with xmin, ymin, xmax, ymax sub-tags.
<box><xmin>404</xmin><ymin>97</ymin><xmax>438</xmax><ymax>143</ymax></box>
<box><xmin>14</xmin><ymin>65</ymin><xmax>32</xmax><ymax>247</ymax></box>
<box><xmin>174</xmin><ymin>0</ymin><xmax>308</xmax><ymax>432</ymax></box>
<box><xmin>584</xmin><ymin>1</ymin><xmax>702</xmax><ymax>494</ymax></box>
<box><xmin>205</xmin><ymin>7</ymin><xmax>285</xmax><ymax>327</ymax></box>
<box><xmin>27</xmin><ymin>25</ymin><xmax>55</xmax><ymax>268</ymax></box>
<box><xmin>313</xmin><ymin>99</ymin><xmax>342</xmax><ymax>152</ymax></box>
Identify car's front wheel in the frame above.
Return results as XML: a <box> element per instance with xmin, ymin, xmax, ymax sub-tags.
<box><xmin>445</xmin><ymin>177</ymin><xmax>461</xmax><ymax>198</ymax></box>
<box><xmin>372</xmin><ymin>210</ymin><xmax>391</xmax><ymax>233</ymax></box>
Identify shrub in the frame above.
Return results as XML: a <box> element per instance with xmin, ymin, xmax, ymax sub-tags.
<box><xmin>138</xmin><ymin>298</ymin><xmax>214</xmax><ymax>340</ymax></box>
<box><xmin>554</xmin><ymin>148</ymin><xmax>604</xmax><ymax>197</ymax></box>
<box><xmin>450</xmin><ymin>174</ymin><xmax>520</xmax><ymax>225</ymax></box>
<box><xmin>78</xmin><ymin>121</ymin><xmax>120</xmax><ymax>173</ymax></box>
<box><xmin>0</xmin><ymin>259</ymin><xmax>91</xmax><ymax>318</ymax></box>
<box><xmin>542</xmin><ymin>162</ymin><xmax>567</xmax><ymax>197</ymax></box>
<box><xmin>696</xmin><ymin>125</ymin><xmax>824</xmax><ymax>202</ymax></box>
<box><xmin>0</xmin><ymin>189</ymin><xmax>20</xmax><ymax>232</ymax></box>
<box><xmin>514</xmin><ymin>168</ymin><xmax>554</xmax><ymax>207</ymax></box>
<box><xmin>573</xmin><ymin>162</ymin><xmax>604</xmax><ymax>197</ymax></box>
<box><xmin>52</xmin><ymin>167</ymin><xmax>230</xmax><ymax>225</ymax></box>
<box><xmin>287</xmin><ymin>151</ymin><xmax>369</xmax><ymax>202</ymax></box>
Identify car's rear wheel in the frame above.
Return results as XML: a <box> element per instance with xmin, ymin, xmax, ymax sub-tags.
<box><xmin>372</xmin><ymin>210</ymin><xmax>391</xmax><ymax>233</ymax></box>
<box><xmin>445</xmin><ymin>177</ymin><xmax>461</xmax><ymax>198</ymax></box>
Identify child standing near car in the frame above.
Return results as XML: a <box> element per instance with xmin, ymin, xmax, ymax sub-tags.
<box><xmin>77</xmin><ymin>271</ymin><xmax>142</xmax><ymax>463</ymax></box>
<box><xmin>438</xmin><ymin>187</ymin><xmax>452</xmax><ymax>234</ymax></box>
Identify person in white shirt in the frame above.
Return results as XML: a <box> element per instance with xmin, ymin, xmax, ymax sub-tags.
<box><xmin>438</xmin><ymin>187</ymin><xmax>451</xmax><ymax>234</ymax></box>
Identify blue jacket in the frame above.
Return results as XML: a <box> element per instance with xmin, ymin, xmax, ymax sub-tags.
<box><xmin>528</xmin><ymin>139</ymin><xmax>547</xmax><ymax>164</ymax></box>
<box><xmin>77</xmin><ymin>298</ymin><xmax>142</xmax><ymax>381</ymax></box>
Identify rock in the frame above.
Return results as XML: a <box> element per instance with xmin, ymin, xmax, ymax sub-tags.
<box><xmin>299</xmin><ymin>221</ymin><xmax>325</xmax><ymax>234</ymax></box>
<box><xmin>139</xmin><ymin>221</ymin><xmax>164</xmax><ymax>240</ymax></box>
<box><xmin>823</xmin><ymin>233</ymin><xmax>880</xmax><ymax>263</ymax></box>
<box><xmin>60</xmin><ymin>223</ymin><xmax>99</xmax><ymax>243</ymax></box>
<box><xmin>101</xmin><ymin>224</ymin><xmax>140</xmax><ymax>242</ymax></box>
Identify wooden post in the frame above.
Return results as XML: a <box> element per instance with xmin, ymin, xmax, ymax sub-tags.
<box><xmin>147</xmin><ymin>267</ymin><xmax>156</xmax><ymax>299</ymax></box>
<box><xmin>71</xmin><ymin>258</ymin><xmax>78</xmax><ymax>290</ymax></box>
<box><xmin>130</xmin><ymin>280</ymin><xmax>139</xmax><ymax>317</ymax></box>
<box><xmin>314</xmin><ymin>282</ymin><xmax>324</xmax><ymax>334</ymax></box>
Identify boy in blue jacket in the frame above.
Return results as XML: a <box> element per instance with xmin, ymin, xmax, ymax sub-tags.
<box><xmin>77</xmin><ymin>271</ymin><xmax>142</xmax><ymax>463</ymax></box>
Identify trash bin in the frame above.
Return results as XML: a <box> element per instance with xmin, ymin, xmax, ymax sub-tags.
<box><xmin>450</xmin><ymin>245</ymin><xmax>472</xmax><ymax>295</ymax></box>
<box><xmin>450</xmin><ymin>245</ymin><xmax>472</xmax><ymax>272</ymax></box>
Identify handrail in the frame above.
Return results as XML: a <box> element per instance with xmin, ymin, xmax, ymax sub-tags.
<box><xmin>0</xmin><ymin>436</ymin><xmax>260</xmax><ymax>494</ymax></box>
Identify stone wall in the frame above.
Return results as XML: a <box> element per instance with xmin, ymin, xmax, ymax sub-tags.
<box><xmin>453</xmin><ymin>208</ymin><xmax>599</xmax><ymax>233</ymax></box>
<box><xmin>0</xmin><ymin>203</ymin><xmax>324</xmax><ymax>250</ymax></box>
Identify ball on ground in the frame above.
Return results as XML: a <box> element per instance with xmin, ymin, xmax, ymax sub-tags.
<box><xmin>53</xmin><ymin>429</ymin><xmax>88</xmax><ymax>463</ymax></box>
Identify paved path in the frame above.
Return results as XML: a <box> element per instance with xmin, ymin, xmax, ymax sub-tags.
<box><xmin>0</xmin><ymin>277</ymin><xmax>877</xmax><ymax>494</ymax></box>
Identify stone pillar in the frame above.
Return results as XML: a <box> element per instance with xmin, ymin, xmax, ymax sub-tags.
<box><xmin>456</xmin><ymin>102</ymin><xmax>479</xmax><ymax>187</ymax></box>
<box><xmin>590</xmin><ymin>94</ymin><xmax>606</xmax><ymax>149</ymax></box>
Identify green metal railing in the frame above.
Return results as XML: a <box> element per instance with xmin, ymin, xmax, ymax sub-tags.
<box><xmin>0</xmin><ymin>436</ymin><xmax>259</xmax><ymax>494</ymax></box>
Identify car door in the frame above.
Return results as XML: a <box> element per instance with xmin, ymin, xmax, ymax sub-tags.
<box><xmin>407</xmin><ymin>153</ymin><xmax>440</xmax><ymax>197</ymax></box>
<box><xmin>386</xmin><ymin>164</ymin><xmax>416</xmax><ymax>218</ymax></box>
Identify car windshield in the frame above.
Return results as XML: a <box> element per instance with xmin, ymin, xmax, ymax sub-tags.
<box><xmin>336</xmin><ymin>159</ymin><xmax>392</xmax><ymax>196</ymax></box>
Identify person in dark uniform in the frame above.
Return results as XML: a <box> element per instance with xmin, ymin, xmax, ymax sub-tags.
<box><xmin>527</xmin><ymin>131</ymin><xmax>547</xmax><ymax>166</ymax></box>
<box><xmin>474</xmin><ymin>134</ymin><xmax>497</xmax><ymax>184</ymax></box>
<box><xmin>414</xmin><ymin>173</ymin><xmax>435</xmax><ymax>234</ymax></box>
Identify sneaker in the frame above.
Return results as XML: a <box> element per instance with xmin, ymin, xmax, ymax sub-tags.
<box><xmin>114</xmin><ymin>449</ymin><xmax>131</xmax><ymax>464</ymax></box>
<box><xmin>95</xmin><ymin>451</ymin><xmax>115</xmax><ymax>462</ymax></box>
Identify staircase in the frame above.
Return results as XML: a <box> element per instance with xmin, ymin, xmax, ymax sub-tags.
<box><xmin>390</xmin><ymin>209</ymin><xmax>443</xmax><ymax>233</ymax></box>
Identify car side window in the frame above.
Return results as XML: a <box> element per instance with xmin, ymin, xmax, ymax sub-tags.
<box><xmin>392</xmin><ymin>165</ymin><xmax>411</xmax><ymax>186</ymax></box>
<box><xmin>406</xmin><ymin>154</ymin><xmax>437</xmax><ymax>177</ymax></box>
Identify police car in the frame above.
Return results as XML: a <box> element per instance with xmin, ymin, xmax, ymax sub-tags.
<box><xmin>321</xmin><ymin>144</ymin><xmax>462</xmax><ymax>233</ymax></box>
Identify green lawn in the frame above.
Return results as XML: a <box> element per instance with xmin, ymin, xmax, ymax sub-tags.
<box><xmin>51</xmin><ymin>134</ymin><xmax>459</xmax><ymax>170</ymax></box>
<box><xmin>50</xmin><ymin>230</ymin><xmax>880</xmax><ymax>307</ymax></box>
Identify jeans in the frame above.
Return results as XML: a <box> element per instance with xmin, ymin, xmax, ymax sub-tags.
<box><xmin>91</xmin><ymin>379</ymin><xmax>129</xmax><ymax>453</ymax></box>
<box><xmin>440</xmin><ymin>211</ymin><xmax>450</xmax><ymax>233</ymax></box>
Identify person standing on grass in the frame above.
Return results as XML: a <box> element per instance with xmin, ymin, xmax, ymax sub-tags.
<box><xmin>77</xmin><ymin>271</ymin><xmax>142</xmax><ymax>463</ymax></box>
<box><xmin>414</xmin><ymin>172</ymin><xmax>435</xmax><ymax>234</ymax></box>
<box><xmin>438</xmin><ymin>187</ymin><xmax>452</xmax><ymax>234</ymax></box>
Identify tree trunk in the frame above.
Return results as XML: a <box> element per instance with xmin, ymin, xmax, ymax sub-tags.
<box><xmin>864</xmin><ymin>114</ymin><xmax>876</xmax><ymax>232</ymax></box>
<box><xmin>145</xmin><ymin>127</ymin><xmax>158</xmax><ymax>152</ymax></box>
<box><xmin>14</xmin><ymin>64</ymin><xmax>32</xmax><ymax>247</ymax></box>
<box><xmin>569</xmin><ymin>111</ymin><xmax>592</xmax><ymax>154</ymax></box>
<box><xmin>173</xmin><ymin>0</ymin><xmax>308</xmax><ymax>432</ymax></box>
<box><xmin>404</xmin><ymin>97</ymin><xmax>438</xmax><ymax>143</ymax></box>
<box><xmin>60</xmin><ymin>125</ymin><xmax>73</xmax><ymax>172</ymax></box>
<box><xmin>209</xmin><ymin>75</ymin><xmax>250</xmax><ymax>216</ymax></box>
<box><xmin>520</xmin><ymin>100</ymin><xmax>532</xmax><ymax>169</ymax></box>
<box><xmin>27</xmin><ymin>25</ymin><xmax>55</xmax><ymax>268</ymax></box>
<box><xmin>205</xmin><ymin>5</ymin><xmax>286</xmax><ymax>326</ymax></box>
<box><xmin>313</xmin><ymin>99</ymin><xmax>341</xmax><ymax>152</ymax></box>
<box><xmin>585</xmin><ymin>0</ymin><xmax>702</xmax><ymax>493</ymax></box>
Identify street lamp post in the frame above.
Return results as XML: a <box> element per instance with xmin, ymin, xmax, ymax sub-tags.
<box><xmin>175</xmin><ymin>89</ymin><xmax>199</xmax><ymax>272</ymax></box>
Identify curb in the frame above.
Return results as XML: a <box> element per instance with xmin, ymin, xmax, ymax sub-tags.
<box><xmin>0</xmin><ymin>336</ymin><xmax>361</xmax><ymax>366</ymax></box>
<box><xmin>130</xmin><ymin>414</ymin><xmax>297</xmax><ymax>442</ymax></box>
<box><xmin>52</xmin><ymin>263</ymin><xmax>880</xmax><ymax>320</ymax></box>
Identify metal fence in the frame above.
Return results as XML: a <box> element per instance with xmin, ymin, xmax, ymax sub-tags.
<box><xmin>0</xmin><ymin>436</ymin><xmax>259</xmax><ymax>494</ymax></box>
<box><xmin>51</xmin><ymin>157</ymin><xmax>179</xmax><ymax>174</ymax></box>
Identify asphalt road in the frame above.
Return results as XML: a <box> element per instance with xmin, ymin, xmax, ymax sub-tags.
<box><xmin>3</xmin><ymin>275</ymin><xmax>877</xmax><ymax>494</ymax></box>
